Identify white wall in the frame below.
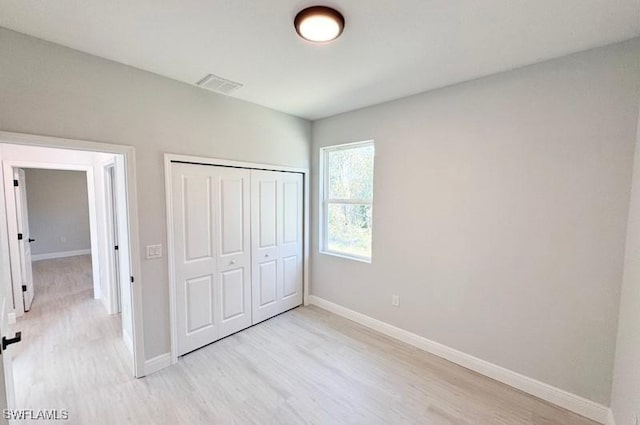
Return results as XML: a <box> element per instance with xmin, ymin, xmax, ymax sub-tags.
<box><xmin>24</xmin><ymin>169</ymin><xmax>90</xmax><ymax>256</ymax></box>
<box><xmin>0</xmin><ymin>28</ymin><xmax>311</xmax><ymax>359</ymax></box>
<box><xmin>610</xmin><ymin>110</ymin><xmax>640</xmax><ymax>424</ymax></box>
<box><xmin>311</xmin><ymin>38</ymin><xmax>640</xmax><ymax>405</ymax></box>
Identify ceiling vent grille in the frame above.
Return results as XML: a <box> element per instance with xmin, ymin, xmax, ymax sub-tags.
<box><xmin>196</xmin><ymin>74</ymin><xmax>243</xmax><ymax>95</ymax></box>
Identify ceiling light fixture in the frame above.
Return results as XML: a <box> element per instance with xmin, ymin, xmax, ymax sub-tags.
<box><xmin>294</xmin><ymin>6</ymin><xmax>345</xmax><ymax>43</ymax></box>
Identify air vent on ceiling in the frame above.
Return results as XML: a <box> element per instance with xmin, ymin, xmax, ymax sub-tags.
<box><xmin>196</xmin><ymin>74</ymin><xmax>243</xmax><ymax>95</ymax></box>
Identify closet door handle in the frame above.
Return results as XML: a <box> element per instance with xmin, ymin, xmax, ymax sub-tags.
<box><xmin>229</xmin><ymin>260</ymin><xmax>236</xmax><ymax>265</ymax></box>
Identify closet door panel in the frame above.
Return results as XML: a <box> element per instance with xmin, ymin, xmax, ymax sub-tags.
<box><xmin>183</xmin><ymin>175</ymin><xmax>213</xmax><ymax>261</ymax></box>
<box><xmin>278</xmin><ymin>172</ymin><xmax>304</xmax><ymax>309</ymax></box>
<box><xmin>219</xmin><ymin>178</ymin><xmax>244</xmax><ymax>256</ymax></box>
<box><xmin>251</xmin><ymin>171</ymin><xmax>281</xmax><ymax>322</ymax></box>
<box><xmin>220</xmin><ymin>268</ymin><xmax>245</xmax><ymax>320</ymax></box>
<box><xmin>282</xmin><ymin>255</ymin><xmax>299</xmax><ymax>298</ymax></box>
<box><xmin>251</xmin><ymin>170</ymin><xmax>303</xmax><ymax>324</ymax></box>
<box><xmin>172</xmin><ymin>163</ymin><xmax>251</xmax><ymax>356</ymax></box>
<box><xmin>258</xmin><ymin>260</ymin><xmax>278</xmax><ymax>306</ymax></box>
<box><xmin>172</xmin><ymin>163</ymin><xmax>219</xmax><ymax>355</ymax></box>
<box><xmin>257</xmin><ymin>180</ymin><xmax>278</xmax><ymax>249</ymax></box>
<box><xmin>216</xmin><ymin>168</ymin><xmax>252</xmax><ymax>336</ymax></box>
<box><xmin>282</xmin><ymin>180</ymin><xmax>300</xmax><ymax>245</ymax></box>
<box><xmin>185</xmin><ymin>275</ymin><xmax>215</xmax><ymax>333</ymax></box>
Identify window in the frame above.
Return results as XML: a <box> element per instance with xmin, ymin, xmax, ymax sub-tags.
<box><xmin>320</xmin><ymin>141</ymin><xmax>375</xmax><ymax>262</ymax></box>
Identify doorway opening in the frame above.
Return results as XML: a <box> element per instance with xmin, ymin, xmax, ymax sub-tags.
<box><xmin>0</xmin><ymin>132</ymin><xmax>145</xmax><ymax>413</ymax></box>
<box><xmin>17</xmin><ymin>168</ymin><xmax>93</xmax><ymax>312</ymax></box>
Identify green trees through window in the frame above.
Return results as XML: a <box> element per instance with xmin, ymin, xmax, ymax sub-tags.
<box><xmin>322</xmin><ymin>141</ymin><xmax>374</xmax><ymax>260</ymax></box>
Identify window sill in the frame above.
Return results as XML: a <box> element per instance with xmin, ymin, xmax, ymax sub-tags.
<box><xmin>319</xmin><ymin>250</ymin><xmax>372</xmax><ymax>264</ymax></box>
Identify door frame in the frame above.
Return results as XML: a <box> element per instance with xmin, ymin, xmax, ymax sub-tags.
<box><xmin>164</xmin><ymin>153</ymin><xmax>310</xmax><ymax>365</ymax></box>
<box><xmin>0</xmin><ymin>131</ymin><xmax>145</xmax><ymax>378</ymax></box>
<box><xmin>2</xmin><ymin>161</ymin><xmax>101</xmax><ymax>314</ymax></box>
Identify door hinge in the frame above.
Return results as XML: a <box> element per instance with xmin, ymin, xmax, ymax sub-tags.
<box><xmin>114</xmin><ymin>245</ymin><xmax>119</xmax><ymax>251</ymax></box>
<box><xmin>17</xmin><ymin>233</ymin><xmax>23</xmax><ymax>240</ymax></box>
<box><xmin>2</xmin><ymin>332</ymin><xmax>21</xmax><ymax>350</ymax></box>
<box><xmin>130</xmin><ymin>276</ymin><xmax>134</xmax><ymax>283</ymax></box>
<box><xmin>13</xmin><ymin>179</ymin><xmax>18</xmax><ymax>187</ymax></box>
<box><xmin>21</xmin><ymin>285</ymin><xmax>26</xmax><ymax>292</ymax></box>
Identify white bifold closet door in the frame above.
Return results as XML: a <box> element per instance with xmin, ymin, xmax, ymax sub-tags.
<box><xmin>172</xmin><ymin>162</ymin><xmax>303</xmax><ymax>357</ymax></box>
<box><xmin>251</xmin><ymin>170</ymin><xmax>303</xmax><ymax>324</ymax></box>
<box><xmin>172</xmin><ymin>163</ymin><xmax>252</xmax><ymax>356</ymax></box>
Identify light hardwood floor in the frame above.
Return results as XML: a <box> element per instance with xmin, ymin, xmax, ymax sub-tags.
<box><xmin>10</xmin><ymin>255</ymin><xmax>598</xmax><ymax>425</ymax></box>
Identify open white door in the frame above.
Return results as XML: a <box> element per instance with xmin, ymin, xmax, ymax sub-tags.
<box><xmin>13</xmin><ymin>169</ymin><xmax>34</xmax><ymax>312</ymax></box>
<box><xmin>0</xmin><ymin>294</ymin><xmax>17</xmax><ymax>424</ymax></box>
<box><xmin>105</xmin><ymin>165</ymin><xmax>121</xmax><ymax>313</ymax></box>
<box><xmin>111</xmin><ymin>156</ymin><xmax>135</xmax><ymax>356</ymax></box>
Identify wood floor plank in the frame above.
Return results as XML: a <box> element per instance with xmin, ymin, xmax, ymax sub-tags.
<box><xmin>10</xmin><ymin>255</ymin><xmax>599</xmax><ymax>425</ymax></box>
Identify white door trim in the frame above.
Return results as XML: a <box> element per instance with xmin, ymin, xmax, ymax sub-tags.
<box><xmin>0</xmin><ymin>131</ymin><xmax>145</xmax><ymax>378</ymax></box>
<box><xmin>164</xmin><ymin>153</ymin><xmax>310</xmax><ymax>365</ymax></box>
<box><xmin>2</xmin><ymin>161</ymin><xmax>101</xmax><ymax>308</ymax></box>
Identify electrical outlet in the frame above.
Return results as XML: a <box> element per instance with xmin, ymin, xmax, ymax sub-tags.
<box><xmin>145</xmin><ymin>244</ymin><xmax>162</xmax><ymax>259</ymax></box>
<box><xmin>59</xmin><ymin>236</ymin><xmax>67</xmax><ymax>243</ymax></box>
<box><xmin>392</xmin><ymin>295</ymin><xmax>400</xmax><ymax>307</ymax></box>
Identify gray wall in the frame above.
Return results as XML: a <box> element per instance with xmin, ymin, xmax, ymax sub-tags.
<box><xmin>24</xmin><ymin>169</ymin><xmax>90</xmax><ymax>256</ymax></box>
<box><xmin>0</xmin><ymin>28</ymin><xmax>311</xmax><ymax>359</ymax></box>
<box><xmin>310</xmin><ymin>39</ymin><xmax>640</xmax><ymax>404</ymax></box>
<box><xmin>610</xmin><ymin>111</ymin><xmax>640</xmax><ymax>424</ymax></box>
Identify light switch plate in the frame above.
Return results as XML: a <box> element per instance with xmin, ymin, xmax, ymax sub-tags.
<box><xmin>145</xmin><ymin>244</ymin><xmax>162</xmax><ymax>259</ymax></box>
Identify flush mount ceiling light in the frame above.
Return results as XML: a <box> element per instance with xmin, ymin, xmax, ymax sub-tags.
<box><xmin>294</xmin><ymin>6</ymin><xmax>345</xmax><ymax>43</ymax></box>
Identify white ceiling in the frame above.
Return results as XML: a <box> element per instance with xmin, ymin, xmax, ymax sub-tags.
<box><xmin>1</xmin><ymin>1</ymin><xmax>639</xmax><ymax>120</ymax></box>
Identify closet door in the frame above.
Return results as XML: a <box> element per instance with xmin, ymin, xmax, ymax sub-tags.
<box><xmin>172</xmin><ymin>163</ymin><xmax>251</xmax><ymax>356</ymax></box>
<box><xmin>251</xmin><ymin>170</ymin><xmax>303</xmax><ymax>323</ymax></box>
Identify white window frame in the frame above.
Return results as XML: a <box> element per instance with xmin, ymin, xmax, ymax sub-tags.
<box><xmin>319</xmin><ymin>140</ymin><xmax>374</xmax><ymax>263</ymax></box>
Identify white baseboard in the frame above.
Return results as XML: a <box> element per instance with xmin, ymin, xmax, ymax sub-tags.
<box><xmin>307</xmin><ymin>295</ymin><xmax>610</xmax><ymax>424</ymax></box>
<box><xmin>7</xmin><ymin>312</ymin><xmax>15</xmax><ymax>325</ymax></box>
<box><xmin>32</xmin><ymin>249</ymin><xmax>91</xmax><ymax>261</ymax></box>
<box><xmin>144</xmin><ymin>353</ymin><xmax>171</xmax><ymax>376</ymax></box>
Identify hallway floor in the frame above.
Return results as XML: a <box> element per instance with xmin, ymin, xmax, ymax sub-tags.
<box><xmin>11</xmin><ymin>255</ymin><xmax>130</xmax><ymax>423</ymax></box>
